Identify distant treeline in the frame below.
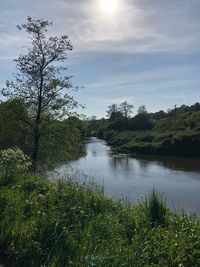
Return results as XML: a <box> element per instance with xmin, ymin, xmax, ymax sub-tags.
<box><xmin>88</xmin><ymin>102</ymin><xmax>200</xmax><ymax>157</ymax></box>
<box><xmin>2</xmin><ymin>99</ymin><xmax>200</xmax><ymax>164</ymax></box>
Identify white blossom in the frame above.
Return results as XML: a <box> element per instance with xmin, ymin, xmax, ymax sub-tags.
<box><xmin>0</xmin><ymin>147</ymin><xmax>31</xmax><ymax>176</ymax></box>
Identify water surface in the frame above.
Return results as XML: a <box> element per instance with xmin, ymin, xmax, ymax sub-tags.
<box><xmin>55</xmin><ymin>137</ymin><xmax>200</xmax><ymax>213</ymax></box>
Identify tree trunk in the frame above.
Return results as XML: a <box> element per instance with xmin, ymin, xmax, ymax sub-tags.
<box><xmin>32</xmin><ymin>122</ymin><xmax>40</xmax><ymax>172</ymax></box>
<box><xmin>125</xmin><ymin>114</ymin><xmax>128</xmax><ymax>130</ymax></box>
<box><xmin>32</xmin><ymin>80</ymin><xmax>43</xmax><ymax>172</ymax></box>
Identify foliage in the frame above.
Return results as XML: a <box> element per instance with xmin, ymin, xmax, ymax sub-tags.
<box><xmin>106</xmin><ymin>104</ymin><xmax>119</xmax><ymax>120</ymax></box>
<box><xmin>0</xmin><ymin>100</ymin><xmax>32</xmax><ymax>153</ymax></box>
<box><xmin>0</xmin><ymin>100</ymin><xmax>85</xmax><ymax>170</ymax></box>
<box><xmin>129</xmin><ymin>113</ymin><xmax>153</xmax><ymax>131</ymax></box>
<box><xmin>2</xmin><ymin>17</ymin><xmax>80</xmax><ymax>171</ymax></box>
<box><xmin>0</xmin><ymin>147</ymin><xmax>31</xmax><ymax>185</ymax></box>
<box><xmin>106</xmin><ymin>130</ymin><xmax>200</xmax><ymax>157</ymax></box>
<box><xmin>119</xmin><ymin>101</ymin><xmax>134</xmax><ymax>129</ymax></box>
<box><xmin>119</xmin><ymin>101</ymin><xmax>134</xmax><ymax>118</ymax></box>
<box><xmin>137</xmin><ymin>105</ymin><xmax>147</xmax><ymax>115</ymax></box>
<box><xmin>0</xmin><ymin>174</ymin><xmax>199</xmax><ymax>266</ymax></box>
<box><xmin>90</xmin><ymin>102</ymin><xmax>200</xmax><ymax>157</ymax></box>
<box><xmin>143</xmin><ymin>190</ymin><xmax>168</xmax><ymax>226</ymax></box>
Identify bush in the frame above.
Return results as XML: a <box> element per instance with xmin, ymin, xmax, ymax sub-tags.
<box><xmin>0</xmin><ymin>147</ymin><xmax>31</xmax><ymax>185</ymax></box>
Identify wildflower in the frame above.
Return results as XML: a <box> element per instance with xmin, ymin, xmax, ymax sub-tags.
<box><xmin>38</xmin><ymin>194</ymin><xmax>45</xmax><ymax>198</ymax></box>
<box><xmin>0</xmin><ymin>147</ymin><xmax>31</xmax><ymax>178</ymax></box>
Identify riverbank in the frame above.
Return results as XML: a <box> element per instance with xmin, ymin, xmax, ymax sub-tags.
<box><xmin>104</xmin><ymin>130</ymin><xmax>200</xmax><ymax>157</ymax></box>
<box><xmin>0</xmin><ymin>173</ymin><xmax>199</xmax><ymax>266</ymax></box>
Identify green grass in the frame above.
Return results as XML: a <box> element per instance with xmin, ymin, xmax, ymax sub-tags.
<box><xmin>0</xmin><ymin>174</ymin><xmax>199</xmax><ymax>266</ymax></box>
<box><xmin>144</xmin><ymin>189</ymin><xmax>168</xmax><ymax>226</ymax></box>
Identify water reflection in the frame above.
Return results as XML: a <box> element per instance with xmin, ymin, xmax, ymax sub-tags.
<box><xmin>132</xmin><ymin>155</ymin><xmax>200</xmax><ymax>173</ymax></box>
<box><xmin>62</xmin><ymin>137</ymin><xmax>200</xmax><ymax>212</ymax></box>
<box><xmin>137</xmin><ymin>159</ymin><xmax>151</xmax><ymax>171</ymax></box>
<box><xmin>92</xmin><ymin>150</ymin><xmax>97</xmax><ymax>157</ymax></box>
<box><xmin>109</xmin><ymin>157</ymin><xmax>131</xmax><ymax>171</ymax></box>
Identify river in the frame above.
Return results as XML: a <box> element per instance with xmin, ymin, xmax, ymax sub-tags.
<box><xmin>53</xmin><ymin>137</ymin><xmax>200</xmax><ymax>213</ymax></box>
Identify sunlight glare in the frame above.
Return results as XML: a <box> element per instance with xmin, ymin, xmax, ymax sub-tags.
<box><xmin>100</xmin><ymin>0</ymin><xmax>118</xmax><ymax>13</ymax></box>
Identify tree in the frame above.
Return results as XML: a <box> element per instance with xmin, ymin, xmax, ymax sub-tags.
<box><xmin>149</xmin><ymin>110</ymin><xmax>166</xmax><ymax>120</ymax></box>
<box><xmin>119</xmin><ymin>101</ymin><xmax>134</xmax><ymax>129</ymax></box>
<box><xmin>106</xmin><ymin>104</ymin><xmax>119</xmax><ymax>121</ymax></box>
<box><xmin>0</xmin><ymin>100</ymin><xmax>31</xmax><ymax>152</ymax></box>
<box><xmin>130</xmin><ymin>114</ymin><xmax>152</xmax><ymax>131</ymax></box>
<box><xmin>2</xmin><ymin>17</ymin><xmax>79</xmax><ymax>171</ymax></box>
<box><xmin>137</xmin><ymin>105</ymin><xmax>147</xmax><ymax>115</ymax></box>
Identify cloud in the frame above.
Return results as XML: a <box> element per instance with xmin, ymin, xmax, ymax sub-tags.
<box><xmin>0</xmin><ymin>0</ymin><xmax>200</xmax><ymax>57</ymax></box>
<box><xmin>88</xmin><ymin>95</ymin><xmax>135</xmax><ymax>104</ymax></box>
<box><xmin>0</xmin><ymin>0</ymin><xmax>200</xmax><ymax>118</ymax></box>
<box><xmin>55</xmin><ymin>0</ymin><xmax>200</xmax><ymax>54</ymax></box>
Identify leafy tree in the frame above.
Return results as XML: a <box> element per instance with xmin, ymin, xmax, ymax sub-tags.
<box><xmin>2</xmin><ymin>17</ymin><xmax>79</xmax><ymax>171</ymax></box>
<box><xmin>107</xmin><ymin>117</ymin><xmax>125</xmax><ymax>131</ymax></box>
<box><xmin>137</xmin><ymin>105</ymin><xmax>147</xmax><ymax>115</ymax></box>
<box><xmin>119</xmin><ymin>101</ymin><xmax>134</xmax><ymax>129</ymax></box>
<box><xmin>130</xmin><ymin>113</ymin><xmax>152</xmax><ymax>131</ymax></box>
<box><xmin>0</xmin><ymin>100</ymin><xmax>31</xmax><ymax>152</ymax></box>
<box><xmin>38</xmin><ymin>119</ymin><xmax>85</xmax><ymax>167</ymax></box>
<box><xmin>106</xmin><ymin>104</ymin><xmax>119</xmax><ymax>121</ymax></box>
<box><xmin>178</xmin><ymin>104</ymin><xmax>189</xmax><ymax>113</ymax></box>
<box><xmin>149</xmin><ymin>110</ymin><xmax>166</xmax><ymax>120</ymax></box>
<box><xmin>190</xmin><ymin>102</ymin><xmax>200</xmax><ymax>112</ymax></box>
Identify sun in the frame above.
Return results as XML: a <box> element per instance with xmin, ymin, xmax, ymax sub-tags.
<box><xmin>100</xmin><ymin>0</ymin><xmax>118</xmax><ymax>13</ymax></box>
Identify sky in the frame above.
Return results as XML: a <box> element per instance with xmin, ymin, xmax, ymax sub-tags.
<box><xmin>0</xmin><ymin>0</ymin><xmax>200</xmax><ymax>118</ymax></box>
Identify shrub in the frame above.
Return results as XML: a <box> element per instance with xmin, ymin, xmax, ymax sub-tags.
<box><xmin>0</xmin><ymin>147</ymin><xmax>31</xmax><ymax>185</ymax></box>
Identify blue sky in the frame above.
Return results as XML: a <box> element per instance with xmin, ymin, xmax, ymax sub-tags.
<box><xmin>0</xmin><ymin>0</ymin><xmax>200</xmax><ymax>118</ymax></box>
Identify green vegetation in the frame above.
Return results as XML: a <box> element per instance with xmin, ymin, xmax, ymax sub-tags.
<box><xmin>0</xmin><ymin>18</ymin><xmax>88</xmax><ymax>170</ymax></box>
<box><xmin>104</xmin><ymin>130</ymin><xmax>200</xmax><ymax>157</ymax></box>
<box><xmin>91</xmin><ymin>102</ymin><xmax>200</xmax><ymax>157</ymax></box>
<box><xmin>1</xmin><ymin>16</ymin><xmax>200</xmax><ymax>267</ymax></box>
<box><xmin>0</xmin><ymin>100</ymin><xmax>86</xmax><ymax>170</ymax></box>
<box><xmin>0</xmin><ymin>170</ymin><xmax>199</xmax><ymax>266</ymax></box>
<box><xmin>0</xmin><ymin>150</ymin><xmax>199</xmax><ymax>266</ymax></box>
<box><xmin>1</xmin><ymin>17</ymin><xmax>84</xmax><ymax>172</ymax></box>
<box><xmin>144</xmin><ymin>189</ymin><xmax>168</xmax><ymax>226</ymax></box>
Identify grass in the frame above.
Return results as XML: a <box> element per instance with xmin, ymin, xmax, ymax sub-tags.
<box><xmin>144</xmin><ymin>189</ymin><xmax>168</xmax><ymax>226</ymax></box>
<box><xmin>0</xmin><ymin>173</ymin><xmax>199</xmax><ymax>266</ymax></box>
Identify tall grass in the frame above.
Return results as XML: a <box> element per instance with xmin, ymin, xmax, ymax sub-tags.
<box><xmin>144</xmin><ymin>189</ymin><xmax>168</xmax><ymax>226</ymax></box>
<box><xmin>0</xmin><ymin>174</ymin><xmax>199</xmax><ymax>266</ymax></box>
